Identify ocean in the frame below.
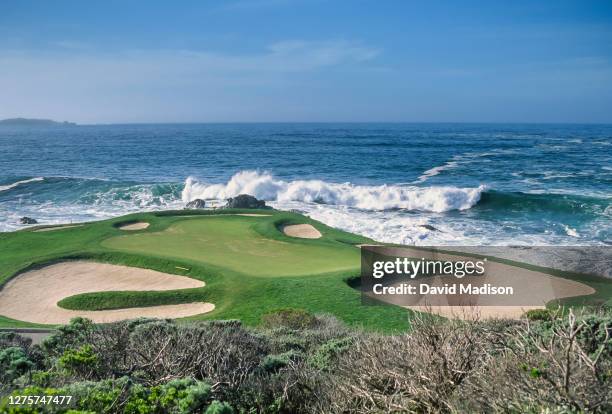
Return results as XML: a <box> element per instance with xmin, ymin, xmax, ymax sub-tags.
<box><xmin>1</xmin><ymin>123</ymin><xmax>610</xmax><ymax>245</ymax></box>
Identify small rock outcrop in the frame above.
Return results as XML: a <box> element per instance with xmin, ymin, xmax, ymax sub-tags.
<box><xmin>20</xmin><ymin>217</ymin><xmax>38</xmax><ymax>224</ymax></box>
<box><xmin>420</xmin><ymin>224</ymin><xmax>440</xmax><ymax>232</ymax></box>
<box><xmin>185</xmin><ymin>199</ymin><xmax>206</xmax><ymax>209</ymax></box>
<box><xmin>224</xmin><ymin>194</ymin><xmax>269</xmax><ymax>209</ymax></box>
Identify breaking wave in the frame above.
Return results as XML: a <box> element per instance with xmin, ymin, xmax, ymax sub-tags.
<box><xmin>182</xmin><ymin>171</ymin><xmax>485</xmax><ymax>213</ymax></box>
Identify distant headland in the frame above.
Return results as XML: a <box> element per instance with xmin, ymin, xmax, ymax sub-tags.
<box><xmin>0</xmin><ymin>118</ymin><xmax>77</xmax><ymax>126</ymax></box>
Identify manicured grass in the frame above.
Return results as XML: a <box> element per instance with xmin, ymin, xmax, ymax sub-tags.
<box><xmin>102</xmin><ymin>216</ymin><xmax>360</xmax><ymax>277</ymax></box>
<box><xmin>0</xmin><ymin>315</ymin><xmax>50</xmax><ymax>328</ymax></box>
<box><xmin>0</xmin><ymin>210</ymin><xmax>412</xmax><ymax>332</ymax></box>
<box><xmin>1</xmin><ymin>209</ymin><xmax>609</xmax><ymax>332</ymax></box>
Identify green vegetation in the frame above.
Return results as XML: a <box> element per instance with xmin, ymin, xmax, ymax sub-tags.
<box><xmin>1</xmin><ymin>207</ymin><xmax>609</xmax><ymax>412</ymax></box>
<box><xmin>0</xmin><ymin>209</ymin><xmax>609</xmax><ymax>332</ymax></box>
<box><xmin>103</xmin><ymin>216</ymin><xmax>358</xmax><ymax>277</ymax></box>
<box><xmin>0</xmin><ymin>310</ymin><xmax>609</xmax><ymax>413</ymax></box>
<box><xmin>261</xmin><ymin>308</ymin><xmax>318</xmax><ymax>330</ymax></box>
<box><xmin>0</xmin><ymin>210</ymin><xmax>411</xmax><ymax>331</ymax></box>
<box><xmin>524</xmin><ymin>308</ymin><xmax>554</xmax><ymax>321</ymax></box>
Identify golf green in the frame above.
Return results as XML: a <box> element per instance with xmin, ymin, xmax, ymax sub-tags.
<box><xmin>102</xmin><ymin>216</ymin><xmax>359</xmax><ymax>277</ymax></box>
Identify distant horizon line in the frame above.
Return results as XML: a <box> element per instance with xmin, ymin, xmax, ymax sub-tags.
<box><xmin>3</xmin><ymin>119</ymin><xmax>612</xmax><ymax>126</ymax></box>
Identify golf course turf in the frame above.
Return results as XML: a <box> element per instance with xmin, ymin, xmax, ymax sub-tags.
<box><xmin>0</xmin><ymin>209</ymin><xmax>610</xmax><ymax>331</ymax></box>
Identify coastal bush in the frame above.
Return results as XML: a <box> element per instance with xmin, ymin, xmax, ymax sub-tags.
<box><xmin>259</xmin><ymin>349</ymin><xmax>303</xmax><ymax>374</ymax></box>
<box><xmin>524</xmin><ymin>308</ymin><xmax>554</xmax><ymax>321</ymax></box>
<box><xmin>231</xmin><ymin>358</ymin><xmax>326</xmax><ymax>414</ymax></box>
<box><xmin>0</xmin><ymin>347</ymin><xmax>35</xmax><ymax>387</ymax></box>
<box><xmin>205</xmin><ymin>400</ymin><xmax>234</xmax><ymax>414</ymax></box>
<box><xmin>458</xmin><ymin>310</ymin><xmax>611</xmax><ymax>413</ymax></box>
<box><xmin>307</xmin><ymin>337</ymin><xmax>353</xmax><ymax>371</ymax></box>
<box><xmin>578</xmin><ymin>312</ymin><xmax>612</xmax><ymax>357</ymax></box>
<box><xmin>0</xmin><ymin>332</ymin><xmax>32</xmax><ymax>350</ymax></box>
<box><xmin>40</xmin><ymin>318</ymin><xmax>95</xmax><ymax>359</ymax></box>
<box><xmin>263</xmin><ymin>313</ymin><xmax>355</xmax><ymax>357</ymax></box>
<box><xmin>0</xmin><ymin>333</ymin><xmax>42</xmax><ymax>393</ymax></box>
<box><xmin>1</xmin><ymin>309</ymin><xmax>609</xmax><ymax>413</ymax></box>
<box><xmin>261</xmin><ymin>308</ymin><xmax>318</xmax><ymax>330</ymax></box>
<box><xmin>85</xmin><ymin>319</ymin><xmax>269</xmax><ymax>388</ymax></box>
<box><xmin>58</xmin><ymin>345</ymin><xmax>99</xmax><ymax>380</ymax></box>
<box><xmin>322</xmin><ymin>313</ymin><xmax>494</xmax><ymax>413</ymax></box>
<box><xmin>526</xmin><ymin>309</ymin><xmax>612</xmax><ymax>358</ymax></box>
<box><xmin>0</xmin><ymin>378</ymin><xmax>221</xmax><ymax>414</ymax></box>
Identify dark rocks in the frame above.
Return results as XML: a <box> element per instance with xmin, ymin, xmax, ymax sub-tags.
<box><xmin>185</xmin><ymin>199</ymin><xmax>206</xmax><ymax>209</ymax></box>
<box><xmin>224</xmin><ymin>194</ymin><xmax>269</xmax><ymax>209</ymax></box>
<box><xmin>20</xmin><ymin>217</ymin><xmax>38</xmax><ymax>224</ymax></box>
<box><xmin>420</xmin><ymin>224</ymin><xmax>440</xmax><ymax>232</ymax></box>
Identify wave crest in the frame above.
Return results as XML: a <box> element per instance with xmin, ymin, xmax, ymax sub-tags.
<box><xmin>182</xmin><ymin>171</ymin><xmax>485</xmax><ymax>213</ymax></box>
<box><xmin>0</xmin><ymin>177</ymin><xmax>44</xmax><ymax>192</ymax></box>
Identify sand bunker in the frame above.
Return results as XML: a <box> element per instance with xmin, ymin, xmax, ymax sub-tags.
<box><xmin>282</xmin><ymin>224</ymin><xmax>322</xmax><ymax>239</ymax></box>
<box><xmin>0</xmin><ymin>261</ymin><xmax>214</xmax><ymax>324</ymax></box>
<box><xmin>34</xmin><ymin>225</ymin><xmax>83</xmax><ymax>232</ymax></box>
<box><xmin>118</xmin><ymin>222</ymin><xmax>150</xmax><ymax>230</ymax></box>
<box><xmin>365</xmin><ymin>247</ymin><xmax>595</xmax><ymax>320</ymax></box>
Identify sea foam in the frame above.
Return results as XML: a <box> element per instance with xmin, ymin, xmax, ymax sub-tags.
<box><xmin>182</xmin><ymin>171</ymin><xmax>485</xmax><ymax>213</ymax></box>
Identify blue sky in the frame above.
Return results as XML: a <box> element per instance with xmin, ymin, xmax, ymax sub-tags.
<box><xmin>1</xmin><ymin>0</ymin><xmax>611</xmax><ymax>123</ymax></box>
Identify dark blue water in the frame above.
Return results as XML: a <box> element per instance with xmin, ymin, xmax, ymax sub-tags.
<box><xmin>1</xmin><ymin>123</ymin><xmax>610</xmax><ymax>245</ymax></box>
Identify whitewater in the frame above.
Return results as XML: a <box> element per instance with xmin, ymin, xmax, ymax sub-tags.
<box><xmin>181</xmin><ymin>171</ymin><xmax>485</xmax><ymax>213</ymax></box>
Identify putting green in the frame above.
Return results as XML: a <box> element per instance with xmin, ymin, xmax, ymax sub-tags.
<box><xmin>102</xmin><ymin>216</ymin><xmax>359</xmax><ymax>277</ymax></box>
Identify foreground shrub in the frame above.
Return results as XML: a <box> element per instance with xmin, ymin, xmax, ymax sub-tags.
<box><xmin>57</xmin><ymin>345</ymin><xmax>99</xmax><ymax>379</ymax></box>
<box><xmin>524</xmin><ymin>308</ymin><xmax>554</xmax><ymax>321</ymax></box>
<box><xmin>38</xmin><ymin>318</ymin><xmax>270</xmax><ymax>389</ymax></box>
<box><xmin>527</xmin><ymin>309</ymin><xmax>612</xmax><ymax>359</ymax></box>
<box><xmin>233</xmin><ymin>358</ymin><xmax>326</xmax><ymax>414</ymax></box>
<box><xmin>0</xmin><ymin>377</ymin><xmax>223</xmax><ymax>414</ymax></box>
<box><xmin>458</xmin><ymin>309</ymin><xmax>611</xmax><ymax>413</ymax></box>
<box><xmin>0</xmin><ymin>332</ymin><xmax>32</xmax><ymax>350</ymax></box>
<box><xmin>1</xmin><ymin>309</ymin><xmax>609</xmax><ymax>413</ymax></box>
<box><xmin>40</xmin><ymin>318</ymin><xmax>96</xmax><ymax>360</ymax></box>
<box><xmin>0</xmin><ymin>347</ymin><xmax>35</xmax><ymax>388</ymax></box>
<box><xmin>308</xmin><ymin>337</ymin><xmax>354</xmax><ymax>371</ymax></box>
<box><xmin>205</xmin><ymin>400</ymin><xmax>234</xmax><ymax>413</ymax></box>
<box><xmin>123</xmin><ymin>320</ymin><xmax>268</xmax><ymax>388</ymax></box>
<box><xmin>261</xmin><ymin>308</ymin><xmax>317</xmax><ymax>330</ymax></box>
<box><xmin>322</xmin><ymin>313</ymin><xmax>495</xmax><ymax>413</ymax></box>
